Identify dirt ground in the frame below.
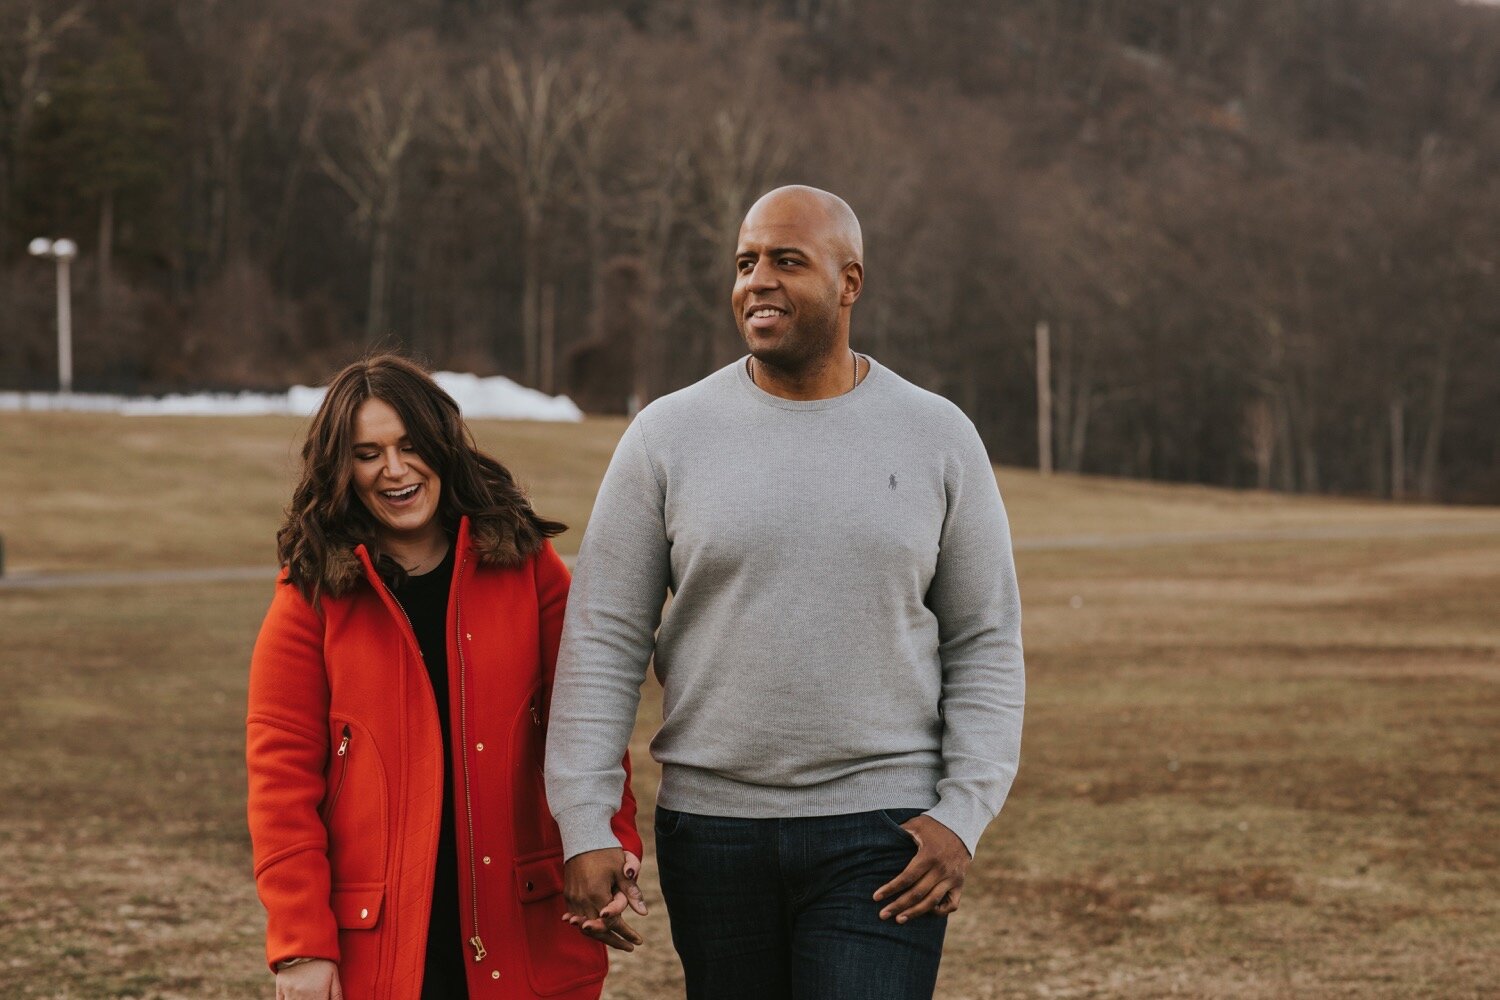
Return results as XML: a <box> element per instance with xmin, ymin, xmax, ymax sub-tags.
<box><xmin>1</xmin><ymin>414</ymin><xmax>1497</xmax><ymax>998</ymax></box>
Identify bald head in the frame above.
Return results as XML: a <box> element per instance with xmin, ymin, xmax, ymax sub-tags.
<box><xmin>732</xmin><ymin>184</ymin><xmax>866</xmax><ymax>380</ymax></box>
<box><xmin>742</xmin><ymin>185</ymin><xmax>863</xmax><ymax>267</ymax></box>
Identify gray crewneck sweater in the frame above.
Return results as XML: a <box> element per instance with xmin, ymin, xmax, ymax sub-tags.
<box><xmin>546</xmin><ymin>357</ymin><xmax>1024</xmax><ymax>859</ymax></box>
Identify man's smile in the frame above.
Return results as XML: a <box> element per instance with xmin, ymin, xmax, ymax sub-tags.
<box><xmin>746</xmin><ymin>304</ymin><xmax>789</xmax><ymax>330</ymax></box>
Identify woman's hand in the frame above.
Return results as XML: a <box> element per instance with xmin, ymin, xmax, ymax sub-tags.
<box><xmin>562</xmin><ymin>847</ymin><xmax>647</xmax><ymax>951</ymax></box>
<box><xmin>275</xmin><ymin>959</ymin><xmax>342</xmax><ymax>1000</ymax></box>
<box><xmin>613</xmin><ymin>850</ymin><xmax>648</xmax><ymax>917</ymax></box>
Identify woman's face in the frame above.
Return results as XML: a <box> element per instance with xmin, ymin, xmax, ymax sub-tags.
<box><xmin>349</xmin><ymin>397</ymin><xmax>443</xmax><ymax>546</ymax></box>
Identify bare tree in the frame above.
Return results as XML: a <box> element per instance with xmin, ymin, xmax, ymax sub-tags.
<box><xmin>314</xmin><ymin>42</ymin><xmax>429</xmax><ymax>345</ymax></box>
<box><xmin>459</xmin><ymin>51</ymin><xmax>608</xmax><ymax>391</ymax></box>
<box><xmin>689</xmin><ymin>105</ymin><xmax>792</xmax><ymax>369</ymax></box>
<box><xmin>0</xmin><ymin>0</ymin><xmax>87</xmax><ymax>233</ymax></box>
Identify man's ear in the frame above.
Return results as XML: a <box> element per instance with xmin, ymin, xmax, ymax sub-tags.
<box><xmin>841</xmin><ymin>260</ymin><xmax>864</xmax><ymax>306</ymax></box>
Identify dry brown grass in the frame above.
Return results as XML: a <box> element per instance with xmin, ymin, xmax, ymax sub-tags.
<box><xmin>1</xmin><ymin>413</ymin><xmax>1497</xmax><ymax>998</ymax></box>
<box><xmin>0</xmin><ymin>412</ymin><xmax>631</xmax><ymax>573</ymax></box>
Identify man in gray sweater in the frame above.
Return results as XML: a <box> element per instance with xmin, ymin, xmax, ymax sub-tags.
<box><xmin>545</xmin><ymin>185</ymin><xmax>1024</xmax><ymax>998</ymax></box>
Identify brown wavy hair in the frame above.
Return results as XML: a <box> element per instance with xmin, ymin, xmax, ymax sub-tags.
<box><xmin>277</xmin><ymin>353</ymin><xmax>565</xmax><ymax>604</ymax></box>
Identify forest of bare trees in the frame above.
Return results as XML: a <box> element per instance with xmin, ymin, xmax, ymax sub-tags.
<box><xmin>1</xmin><ymin>0</ymin><xmax>1497</xmax><ymax>501</ymax></box>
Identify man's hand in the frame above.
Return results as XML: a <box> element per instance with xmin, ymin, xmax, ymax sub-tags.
<box><xmin>275</xmin><ymin>958</ymin><xmax>341</xmax><ymax>1000</ymax></box>
<box><xmin>562</xmin><ymin>847</ymin><xmax>647</xmax><ymax>951</ymax></box>
<box><xmin>873</xmin><ymin>815</ymin><xmax>970</xmax><ymax>922</ymax></box>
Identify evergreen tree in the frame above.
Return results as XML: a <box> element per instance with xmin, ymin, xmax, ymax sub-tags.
<box><xmin>21</xmin><ymin>32</ymin><xmax>171</xmax><ymax>299</ymax></box>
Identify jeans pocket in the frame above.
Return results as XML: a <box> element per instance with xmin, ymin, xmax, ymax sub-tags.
<box><xmin>876</xmin><ymin>808</ymin><xmax>923</xmax><ymax>842</ymax></box>
<box><xmin>654</xmin><ymin>805</ymin><xmax>688</xmax><ymax>839</ymax></box>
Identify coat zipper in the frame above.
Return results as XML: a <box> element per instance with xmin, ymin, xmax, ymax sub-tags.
<box><xmin>375</xmin><ymin>578</ymin><xmax>480</xmax><ymax>959</ymax></box>
<box><xmin>453</xmin><ymin>553</ymin><xmax>487</xmax><ymax>962</ymax></box>
<box><xmin>377</xmin><ymin>556</ymin><xmax>486</xmax><ymax>963</ymax></box>
<box><xmin>323</xmin><ymin>724</ymin><xmax>352</xmax><ymax>820</ymax></box>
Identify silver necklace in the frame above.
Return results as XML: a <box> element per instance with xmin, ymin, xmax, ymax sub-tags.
<box><xmin>748</xmin><ymin>350</ymin><xmax>862</xmax><ymax>391</ymax></box>
<box><xmin>402</xmin><ymin>541</ymin><xmax>450</xmax><ymax>576</ymax></box>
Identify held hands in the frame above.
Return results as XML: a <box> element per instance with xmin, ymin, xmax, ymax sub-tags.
<box><xmin>874</xmin><ymin>815</ymin><xmax>970</xmax><ymax>923</ymax></box>
<box><xmin>275</xmin><ymin>958</ymin><xmax>341</xmax><ymax>1000</ymax></box>
<box><xmin>562</xmin><ymin>848</ymin><xmax>648</xmax><ymax>951</ymax></box>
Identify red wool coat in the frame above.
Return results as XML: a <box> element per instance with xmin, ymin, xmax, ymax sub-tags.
<box><xmin>247</xmin><ymin>520</ymin><xmax>641</xmax><ymax>1000</ymax></box>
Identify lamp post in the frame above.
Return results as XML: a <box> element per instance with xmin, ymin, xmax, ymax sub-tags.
<box><xmin>28</xmin><ymin>237</ymin><xmax>78</xmax><ymax>393</ymax></box>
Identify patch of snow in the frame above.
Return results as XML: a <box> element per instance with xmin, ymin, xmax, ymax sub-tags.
<box><xmin>0</xmin><ymin>373</ymin><xmax>583</xmax><ymax>421</ymax></box>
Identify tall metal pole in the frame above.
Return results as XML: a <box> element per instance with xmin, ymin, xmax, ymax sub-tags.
<box><xmin>56</xmin><ymin>254</ymin><xmax>73</xmax><ymax>393</ymax></box>
<box><xmin>29</xmin><ymin>237</ymin><xmax>77</xmax><ymax>393</ymax></box>
<box><xmin>1036</xmin><ymin>321</ymin><xmax>1053</xmax><ymax>476</ymax></box>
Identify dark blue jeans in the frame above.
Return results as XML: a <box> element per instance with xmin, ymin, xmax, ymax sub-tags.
<box><xmin>655</xmin><ymin>806</ymin><xmax>948</xmax><ymax>1000</ymax></box>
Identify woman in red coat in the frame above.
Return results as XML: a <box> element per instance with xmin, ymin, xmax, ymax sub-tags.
<box><xmin>248</xmin><ymin>355</ymin><xmax>645</xmax><ymax>1000</ymax></box>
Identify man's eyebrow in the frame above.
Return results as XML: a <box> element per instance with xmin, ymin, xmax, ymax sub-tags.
<box><xmin>737</xmin><ymin>246</ymin><xmax>808</xmax><ymax>256</ymax></box>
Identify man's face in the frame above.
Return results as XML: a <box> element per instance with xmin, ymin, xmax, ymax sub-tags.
<box><xmin>732</xmin><ymin>196</ymin><xmax>849</xmax><ymax>371</ymax></box>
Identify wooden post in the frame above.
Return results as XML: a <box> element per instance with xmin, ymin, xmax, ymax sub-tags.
<box><xmin>1037</xmin><ymin>321</ymin><xmax>1053</xmax><ymax>475</ymax></box>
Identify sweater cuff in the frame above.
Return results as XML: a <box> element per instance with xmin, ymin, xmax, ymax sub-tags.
<box><xmin>556</xmin><ymin>803</ymin><xmax>622</xmax><ymax>862</ymax></box>
<box><xmin>924</xmin><ymin>791</ymin><xmax>995</xmax><ymax>859</ymax></box>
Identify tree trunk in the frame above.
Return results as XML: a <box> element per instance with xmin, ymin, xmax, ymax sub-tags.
<box><xmin>1246</xmin><ymin>397</ymin><xmax>1274</xmax><ymax>490</ymax></box>
<box><xmin>1066</xmin><ymin>364</ymin><xmax>1093</xmax><ymax>474</ymax></box>
<box><xmin>97</xmin><ymin>187</ymin><xmax>115</xmax><ymax>309</ymax></box>
<box><xmin>1053</xmin><ymin>324</ymin><xmax>1073</xmax><ymax>469</ymax></box>
<box><xmin>1293</xmin><ymin>386</ymin><xmax>1320</xmax><ymax>493</ymax></box>
<box><xmin>367</xmin><ymin>177</ymin><xmax>401</xmax><ymax>345</ymax></box>
<box><xmin>581</xmin><ymin>173</ymin><xmax>605</xmax><ymax>347</ymax></box>
<box><xmin>1274</xmin><ymin>393</ymin><xmax>1296</xmax><ymax>491</ymax></box>
<box><xmin>1417</xmin><ymin>333</ymin><xmax>1452</xmax><ymax>501</ymax></box>
<box><xmin>540</xmin><ymin>281</ymin><xmax>556</xmax><ymax>395</ymax></box>
<box><xmin>1036</xmin><ymin>321</ymin><xmax>1052</xmax><ymax>475</ymax></box>
<box><xmin>1367</xmin><ymin>417</ymin><xmax>1385</xmax><ymax>498</ymax></box>
<box><xmin>631</xmin><ymin>263</ymin><xmax>659</xmax><ymax>414</ymax></box>
<box><xmin>367</xmin><ymin>220</ymin><xmax>390</xmax><ymax>345</ymax></box>
<box><xmin>1389</xmin><ymin>398</ymin><xmax>1405</xmax><ymax>501</ymax></box>
<box><xmin>520</xmin><ymin>207</ymin><xmax>541</xmax><ymax>386</ymax></box>
<box><xmin>208</xmin><ymin>130</ymin><xmax>227</xmax><ymax>275</ymax></box>
<box><xmin>1052</xmin><ymin>325</ymin><xmax>1095</xmax><ymax>473</ymax></box>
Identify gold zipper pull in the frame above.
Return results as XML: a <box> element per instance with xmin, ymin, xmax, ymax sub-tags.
<box><xmin>469</xmin><ymin>935</ymin><xmax>487</xmax><ymax>961</ymax></box>
<box><xmin>336</xmin><ymin>725</ymin><xmax>351</xmax><ymax>757</ymax></box>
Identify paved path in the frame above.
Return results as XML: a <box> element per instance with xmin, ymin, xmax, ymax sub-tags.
<box><xmin>3</xmin><ymin>518</ymin><xmax>1498</xmax><ymax>592</ymax></box>
<box><xmin>0</xmin><ymin>565</ymin><xmax>276</xmax><ymax>590</ymax></box>
<box><xmin>1011</xmin><ymin>518</ymin><xmax>1500</xmax><ymax>551</ymax></box>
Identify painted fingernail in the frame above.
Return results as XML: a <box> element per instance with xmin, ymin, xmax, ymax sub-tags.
<box><xmin>625</xmin><ymin>868</ymin><xmax>637</xmax><ymax>879</ymax></box>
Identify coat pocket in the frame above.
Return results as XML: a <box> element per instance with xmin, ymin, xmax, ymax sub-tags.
<box><xmin>331</xmin><ymin>883</ymin><xmax>385</xmax><ymax>929</ymax></box>
<box><xmin>508</xmin><ymin>683</ymin><xmax>565</xmax><ymax>858</ymax></box>
<box><xmin>331</xmin><ymin>883</ymin><xmax>385</xmax><ymax>998</ymax></box>
<box><xmin>513</xmin><ymin>849</ymin><xmax>607</xmax><ymax>996</ymax></box>
<box><xmin>323</xmin><ymin>716</ymin><xmax>390</xmax><ymax>886</ymax></box>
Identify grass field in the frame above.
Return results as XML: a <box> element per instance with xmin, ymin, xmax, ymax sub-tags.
<box><xmin>2</xmin><ymin>412</ymin><xmax>1498</xmax><ymax>998</ymax></box>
